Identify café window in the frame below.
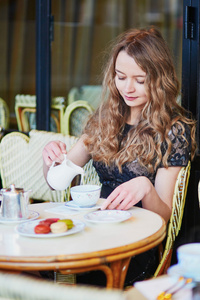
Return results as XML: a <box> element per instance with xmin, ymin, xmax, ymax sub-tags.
<box><xmin>0</xmin><ymin>0</ymin><xmax>183</xmax><ymax>130</ymax></box>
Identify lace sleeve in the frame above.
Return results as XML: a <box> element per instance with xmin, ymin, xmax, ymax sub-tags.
<box><xmin>162</xmin><ymin>123</ymin><xmax>191</xmax><ymax>167</ymax></box>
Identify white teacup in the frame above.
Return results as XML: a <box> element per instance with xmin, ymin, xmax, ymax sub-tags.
<box><xmin>70</xmin><ymin>184</ymin><xmax>101</xmax><ymax>207</ymax></box>
<box><xmin>177</xmin><ymin>243</ymin><xmax>200</xmax><ymax>280</ymax></box>
<box><xmin>47</xmin><ymin>155</ymin><xmax>84</xmax><ymax>191</ymax></box>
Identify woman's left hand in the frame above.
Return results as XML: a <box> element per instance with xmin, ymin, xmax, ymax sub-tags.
<box><xmin>101</xmin><ymin>176</ymin><xmax>152</xmax><ymax>210</ymax></box>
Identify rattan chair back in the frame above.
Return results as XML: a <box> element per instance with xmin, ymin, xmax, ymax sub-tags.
<box><xmin>154</xmin><ymin>161</ymin><xmax>191</xmax><ymax>276</ymax></box>
<box><xmin>15</xmin><ymin>94</ymin><xmax>66</xmax><ymax>133</ymax></box>
<box><xmin>68</xmin><ymin>85</ymin><xmax>102</xmax><ymax>110</ymax></box>
<box><xmin>0</xmin><ymin>97</ymin><xmax>9</xmax><ymax>129</ymax></box>
<box><xmin>0</xmin><ymin>130</ymin><xmax>100</xmax><ymax>202</ymax></box>
<box><xmin>62</xmin><ymin>100</ymin><xmax>93</xmax><ymax>137</ymax></box>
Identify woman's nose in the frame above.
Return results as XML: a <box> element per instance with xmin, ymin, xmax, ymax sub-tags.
<box><xmin>124</xmin><ymin>80</ymin><xmax>135</xmax><ymax>93</ymax></box>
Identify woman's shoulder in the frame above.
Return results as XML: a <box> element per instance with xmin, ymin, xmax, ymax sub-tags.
<box><xmin>169</xmin><ymin>120</ymin><xmax>191</xmax><ymax>141</ymax></box>
<box><xmin>166</xmin><ymin>121</ymin><xmax>191</xmax><ymax>167</ymax></box>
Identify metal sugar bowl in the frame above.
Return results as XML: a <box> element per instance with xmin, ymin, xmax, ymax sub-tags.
<box><xmin>0</xmin><ymin>184</ymin><xmax>31</xmax><ymax>220</ymax></box>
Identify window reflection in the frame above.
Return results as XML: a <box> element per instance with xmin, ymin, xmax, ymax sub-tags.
<box><xmin>0</xmin><ymin>0</ymin><xmax>183</xmax><ymax>130</ymax></box>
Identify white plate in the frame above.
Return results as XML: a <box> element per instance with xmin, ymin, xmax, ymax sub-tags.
<box><xmin>84</xmin><ymin>210</ymin><xmax>132</xmax><ymax>223</ymax></box>
<box><xmin>15</xmin><ymin>218</ymin><xmax>85</xmax><ymax>238</ymax></box>
<box><xmin>0</xmin><ymin>210</ymin><xmax>39</xmax><ymax>224</ymax></box>
<box><xmin>65</xmin><ymin>200</ymin><xmax>101</xmax><ymax>211</ymax></box>
<box><xmin>168</xmin><ymin>264</ymin><xmax>200</xmax><ymax>282</ymax></box>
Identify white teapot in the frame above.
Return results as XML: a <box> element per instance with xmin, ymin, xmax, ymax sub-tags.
<box><xmin>47</xmin><ymin>155</ymin><xmax>84</xmax><ymax>190</ymax></box>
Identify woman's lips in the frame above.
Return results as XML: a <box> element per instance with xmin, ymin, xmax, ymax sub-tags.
<box><xmin>124</xmin><ymin>95</ymin><xmax>138</xmax><ymax>101</ymax></box>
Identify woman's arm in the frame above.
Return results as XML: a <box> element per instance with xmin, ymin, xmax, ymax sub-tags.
<box><xmin>143</xmin><ymin>166</ymin><xmax>181</xmax><ymax>222</ymax></box>
<box><xmin>42</xmin><ymin>134</ymin><xmax>91</xmax><ymax>182</ymax></box>
<box><xmin>101</xmin><ymin>166</ymin><xmax>181</xmax><ymax>223</ymax></box>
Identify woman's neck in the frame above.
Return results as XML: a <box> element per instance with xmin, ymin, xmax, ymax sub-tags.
<box><xmin>127</xmin><ymin>107</ymin><xmax>142</xmax><ymax>125</ymax></box>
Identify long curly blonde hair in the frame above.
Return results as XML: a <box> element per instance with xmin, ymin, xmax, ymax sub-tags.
<box><xmin>83</xmin><ymin>27</ymin><xmax>196</xmax><ymax>172</ymax></box>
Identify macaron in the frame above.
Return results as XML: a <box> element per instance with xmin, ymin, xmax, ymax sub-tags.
<box><xmin>39</xmin><ymin>218</ymin><xmax>60</xmax><ymax>226</ymax></box>
<box><xmin>34</xmin><ymin>224</ymin><xmax>51</xmax><ymax>234</ymax></box>
<box><xmin>50</xmin><ymin>221</ymin><xmax>67</xmax><ymax>233</ymax></box>
<box><xmin>58</xmin><ymin>219</ymin><xmax>73</xmax><ymax>229</ymax></box>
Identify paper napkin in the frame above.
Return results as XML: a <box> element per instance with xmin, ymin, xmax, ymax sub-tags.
<box><xmin>45</xmin><ymin>204</ymin><xmax>78</xmax><ymax>216</ymax></box>
<box><xmin>134</xmin><ymin>275</ymin><xmax>193</xmax><ymax>300</ymax></box>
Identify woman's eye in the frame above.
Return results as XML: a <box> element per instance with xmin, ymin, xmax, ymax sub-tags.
<box><xmin>117</xmin><ymin>76</ymin><xmax>125</xmax><ymax>80</ymax></box>
<box><xmin>137</xmin><ymin>80</ymin><xmax>145</xmax><ymax>84</ymax></box>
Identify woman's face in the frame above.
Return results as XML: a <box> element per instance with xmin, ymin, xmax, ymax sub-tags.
<box><xmin>115</xmin><ymin>50</ymin><xmax>148</xmax><ymax>122</ymax></box>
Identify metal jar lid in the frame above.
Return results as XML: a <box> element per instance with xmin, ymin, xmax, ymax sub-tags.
<box><xmin>2</xmin><ymin>184</ymin><xmax>24</xmax><ymax>195</ymax></box>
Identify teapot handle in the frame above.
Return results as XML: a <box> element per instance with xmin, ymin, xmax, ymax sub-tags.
<box><xmin>49</xmin><ymin>154</ymin><xmax>67</xmax><ymax>169</ymax></box>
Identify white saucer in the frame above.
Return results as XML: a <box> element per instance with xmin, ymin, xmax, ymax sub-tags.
<box><xmin>84</xmin><ymin>210</ymin><xmax>132</xmax><ymax>224</ymax></box>
<box><xmin>65</xmin><ymin>199</ymin><xmax>103</xmax><ymax>211</ymax></box>
<box><xmin>15</xmin><ymin>218</ymin><xmax>85</xmax><ymax>238</ymax></box>
<box><xmin>0</xmin><ymin>210</ymin><xmax>39</xmax><ymax>224</ymax></box>
<box><xmin>168</xmin><ymin>264</ymin><xmax>200</xmax><ymax>282</ymax></box>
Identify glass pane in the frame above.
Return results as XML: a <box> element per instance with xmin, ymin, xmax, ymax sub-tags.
<box><xmin>0</xmin><ymin>0</ymin><xmax>183</xmax><ymax>129</ymax></box>
<box><xmin>0</xmin><ymin>0</ymin><xmax>36</xmax><ymax>129</ymax></box>
<box><xmin>51</xmin><ymin>0</ymin><xmax>183</xmax><ymax>103</ymax></box>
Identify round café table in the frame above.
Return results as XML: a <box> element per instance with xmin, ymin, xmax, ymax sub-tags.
<box><xmin>0</xmin><ymin>202</ymin><xmax>166</xmax><ymax>289</ymax></box>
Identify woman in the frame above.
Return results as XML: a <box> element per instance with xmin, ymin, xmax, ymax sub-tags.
<box><xmin>43</xmin><ymin>27</ymin><xmax>196</xmax><ymax>285</ymax></box>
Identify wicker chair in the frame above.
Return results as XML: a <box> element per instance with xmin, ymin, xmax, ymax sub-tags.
<box><xmin>154</xmin><ymin>161</ymin><xmax>191</xmax><ymax>276</ymax></box>
<box><xmin>15</xmin><ymin>94</ymin><xmax>66</xmax><ymax>133</ymax></box>
<box><xmin>0</xmin><ymin>271</ymin><xmax>126</xmax><ymax>300</ymax></box>
<box><xmin>62</xmin><ymin>100</ymin><xmax>94</xmax><ymax>137</ymax></box>
<box><xmin>0</xmin><ymin>97</ymin><xmax>9</xmax><ymax>129</ymax></box>
<box><xmin>0</xmin><ymin>129</ymin><xmax>100</xmax><ymax>202</ymax></box>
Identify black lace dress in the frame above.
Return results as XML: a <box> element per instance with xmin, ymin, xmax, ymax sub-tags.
<box><xmin>90</xmin><ymin>123</ymin><xmax>191</xmax><ymax>286</ymax></box>
<box><xmin>94</xmin><ymin>123</ymin><xmax>191</xmax><ymax>203</ymax></box>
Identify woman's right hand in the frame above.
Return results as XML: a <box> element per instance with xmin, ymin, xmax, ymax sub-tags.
<box><xmin>42</xmin><ymin>140</ymin><xmax>67</xmax><ymax>167</ymax></box>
